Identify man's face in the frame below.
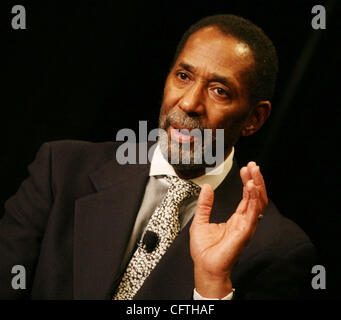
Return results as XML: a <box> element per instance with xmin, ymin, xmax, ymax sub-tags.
<box><xmin>159</xmin><ymin>26</ymin><xmax>255</xmax><ymax>173</ymax></box>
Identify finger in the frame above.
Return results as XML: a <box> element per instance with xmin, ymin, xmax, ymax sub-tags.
<box><xmin>237</xmin><ymin>166</ymin><xmax>253</xmax><ymax>214</ymax></box>
<box><xmin>192</xmin><ymin>184</ymin><xmax>214</xmax><ymax>226</ymax></box>
<box><xmin>248</xmin><ymin>162</ymin><xmax>260</xmax><ymax>185</ymax></box>
<box><xmin>248</xmin><ymin>163</ymin><xmax>264</xmax><ymax>190</ymax></box>
<box><xmin>240</xmin><ymin>166</ymin><xmax>252</xmax><ymax>187</ymax></box>
<box><xmin>235</xmin><ymin>186</ymin><xmax>249</xmax><ymax>214</ymax></box>
<box><xmin>246</xmin><ymin>180</ymin><xmax>261</xmax><ymax>225</ymax></box>
<box><xmin>240</xmin><ymin>166</ymin><xmax>251</xmax><ymax>195</ymax></box>
<box><xmin>247</xmin><ymin>161</ymin><xmax>257</xmax><ymax>173</ymax></box>
<box><xmin>247</xmin><ymin>162</ymin><xmax>257</xmax><ymax>185</ymax></box>
<box><xmin>249</xmin><ymin>165</ymin><xmax>268</xmax><ymax>209</ymax></box>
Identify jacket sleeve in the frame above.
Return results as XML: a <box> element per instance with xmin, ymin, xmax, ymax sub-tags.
<box><xmin>0</xmin><ymin>143</ymin><xmax>53</xmax><ymax>299</ymax></box>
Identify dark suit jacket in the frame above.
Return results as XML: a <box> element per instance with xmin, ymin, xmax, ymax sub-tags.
<box><xmin>0</xmin><ymin>140</ymin><xmax>316</xmax><ymax>299</ymax></box>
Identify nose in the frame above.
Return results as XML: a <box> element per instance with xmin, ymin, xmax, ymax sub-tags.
<box><xmin>178</xmin><ymin>82</ymin><xmax>205</xmax><ymax>116</ymax></box>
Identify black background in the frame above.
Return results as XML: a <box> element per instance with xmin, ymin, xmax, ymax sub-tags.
<box><xmin>1</xmin><ymin>0</ymin><xmax>340</xmax><ymax>299</ymax></box>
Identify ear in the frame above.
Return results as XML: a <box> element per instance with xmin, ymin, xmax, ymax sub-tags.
<box><xmin>241</xmin><ymin>101</ymin><xmax>271</xmax><ymax>136</ymax></box>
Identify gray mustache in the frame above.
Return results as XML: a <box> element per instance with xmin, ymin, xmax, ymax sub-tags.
<box><xmin>164</xmin><ymin>111</ymin><xmax>206</xmax><ymax>131</ymax></box>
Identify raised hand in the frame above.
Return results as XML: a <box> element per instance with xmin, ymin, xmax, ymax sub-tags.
<box><xmin>190</xmin><ymin>162</ymin><xmax>268</xmax><ymax>298</ymax></box>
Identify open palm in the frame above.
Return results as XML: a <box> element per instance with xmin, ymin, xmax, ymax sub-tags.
<box><xmin>190</xmin><ymin>162</ymin><xmax>268</xmax><ymax>297</ymax></box>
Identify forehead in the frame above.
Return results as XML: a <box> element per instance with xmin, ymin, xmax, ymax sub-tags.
<box><xmin>176</xmin><ymin>26</ymin><xmax>254</xmax><ymax>86</ymax></box>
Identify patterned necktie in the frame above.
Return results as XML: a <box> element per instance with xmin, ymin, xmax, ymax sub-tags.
<box><xmin>113</xmin><ymin>175</ymin><xmax>201</xmax><ymax>300</ymax></box>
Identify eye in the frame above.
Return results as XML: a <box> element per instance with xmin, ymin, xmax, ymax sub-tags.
<box><xmin>177</xmin><ymin>72</ymin><xmax>189</xmax><ymax>81</ymax></box>
<box><xmin>214</xmin><ymin>87</ymin><xmax>228</xmax><ymax>97</ymax></box>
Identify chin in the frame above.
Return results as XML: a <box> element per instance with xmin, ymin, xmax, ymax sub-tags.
<box><xmin>159</xmin><ymin>132</ymin><xmax>207</xmax><ymax>171</ymax></box>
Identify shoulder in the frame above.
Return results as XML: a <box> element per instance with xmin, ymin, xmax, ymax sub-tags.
<box><xmin>36</xmin><ymin>139</ymin><xmax>121</xmax><ymax>172</ymax></box>
<box><xmin>246</xmin><ymin>200</ymin><xmax>316</xmax><ymax>263</ymax></box>
<box><xmin>263</xmin><ymin>201</ymin><xmax>312</xmax><ymax>247</ymax></box>
<box><xmin>29</xmin><ymin>140</ymin><xmax>123</xmax><ymax>191</ymax></box>
<box><xmin>234</xmin><ymin>201</ymin><xmax>317</xmax><ymax>299</ymax></box>
<box><xmin>45</xmin><ymin>139</ymin><xmax>118</xmax><ymax>162</ymax></box>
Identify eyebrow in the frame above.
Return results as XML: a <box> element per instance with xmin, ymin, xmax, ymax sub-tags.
<box><xmin>178</xmin><ymin>62</ymin><xmax>236</xmax><ymax>91</ymax></box>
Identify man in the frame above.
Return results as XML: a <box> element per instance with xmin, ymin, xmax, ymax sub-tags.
<box><xmin>0</xmin><ymin>14</ymin><xmax>315</xmax><ymax>299</ymax></box>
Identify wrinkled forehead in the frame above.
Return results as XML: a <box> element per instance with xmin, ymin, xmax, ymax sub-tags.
<box><xmin>176</xmin><ymin>26</ymin><xmax>255</xmax><ymax>78</ymax></box>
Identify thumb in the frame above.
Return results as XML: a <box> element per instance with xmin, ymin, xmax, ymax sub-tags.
<box><xmin>193</xmin><ymin>184</ymin><xmax>214</xmax><ymax>226</ymax></box>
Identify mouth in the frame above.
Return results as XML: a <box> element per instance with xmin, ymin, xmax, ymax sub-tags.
<box><xmin>168</xmin><ymin>122</ymin><xmax>195</xmax><ymax>143</ymax></box>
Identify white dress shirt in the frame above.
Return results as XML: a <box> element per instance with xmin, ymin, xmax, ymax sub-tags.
<box><xmin>119</xmin><ymin>143</ymin><xmax>235</xmax><ymax>300</ymax></box>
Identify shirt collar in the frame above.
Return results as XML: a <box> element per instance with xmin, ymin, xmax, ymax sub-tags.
<box><xmin>149</xmin><ymin>143</ymin><xmax>234</xmax><ymax>191</ymax></box>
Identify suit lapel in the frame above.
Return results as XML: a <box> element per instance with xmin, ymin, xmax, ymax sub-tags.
<box><xmin>73</xmin><ymin>160</ymin><xmax>150</xmax><ymax>299</ymax></box>
<box><xmin>134</xmin><ymin>160</ymin><xmax>243</xmax><ymax>299</ymax></box>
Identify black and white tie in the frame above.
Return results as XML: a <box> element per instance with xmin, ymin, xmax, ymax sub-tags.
<box><xmin>113</xmin><ymin>175</ymin><xmax>201</xmax><ymax>300</ymax></box>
